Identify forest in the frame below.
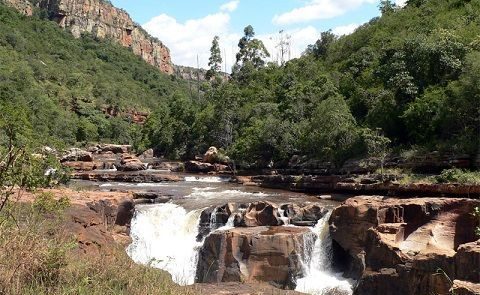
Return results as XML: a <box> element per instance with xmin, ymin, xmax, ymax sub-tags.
<box><xmin>0</xmin><ymin>0</ymin><xmax>479</xmax><ymax>168</ymax></box>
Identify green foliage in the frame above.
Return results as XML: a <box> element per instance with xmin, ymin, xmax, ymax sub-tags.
<box><xmin>0</xmin><ymin>4</ymin><xmax>189</xmax><ymax>148</ymax></box>
<box><xmin>32</xmin><ymin>192</ymin><xmax>70</xmax><ymax>215</ymax></box>
<box><xmin>234</xmin><ymin>25</ymin><xmax>270</xmax><ymax>75</ymax></box>
<box><xmin>435</xmin><ymin>169</ymin><xmax>480</xmax><ymax>185</ymax></box>
<box><xmin>206</xmin><ymin>36</ymin><xmax>222</xmax><ymax>80</ymax></box>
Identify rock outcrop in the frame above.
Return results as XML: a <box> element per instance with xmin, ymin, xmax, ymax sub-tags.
<box><xmin>329</xmin><ymin>196</ymin><xmax>480</xmax><ymax>295</ymax></box>
<box><xmin>196</xmin><ymin>226</ymin><xmax>310</xmax><ymax>289</ymax></box>
<box><xmin>3</xmin><ymin>0</ymin><xmax>33</xmax><ymax>15</ymax></box>
<box><xmin>243</xmin><ymin>174</ymin><xmax>480</xmax><ymax>197</ymax></box>
<box><xmin>5</xmin><ymin>0</ymin><xmax>173</xmax><ymax>74</ymax></box>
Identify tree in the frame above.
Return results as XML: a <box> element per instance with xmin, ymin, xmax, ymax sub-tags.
<box><xmin>306</xmin><ymin>30</ymin><xmax>336</xmax><ymax>59</ymax></box>
<box><xmin>206</xmin><ymin>36</ymin><xmax>222</xmax><ymax>80</ymax></box>
<box><xmin>234</xmin><ymin>25</ymin><xmax>270</xmax><ymax>70</ymax></box>
<box><xmin>379</xmin><ymin>0</ymin><xmax>396</xmax><ymax>14</ymax></box>
<box><xmin>363</xmin><ymin>129</ymin><xmax>391</xmax><ymax>178</ymax></box>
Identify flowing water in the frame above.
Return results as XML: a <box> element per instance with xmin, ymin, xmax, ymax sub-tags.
<box><xmin>72</xmin><ymin>174</ymin><xmax>353</xmax><ymax>294</ymax></box>
<box><xmin>295</xmin><ymin>212</ymin><xmax>354</xmax><ymax>295</ymax></box>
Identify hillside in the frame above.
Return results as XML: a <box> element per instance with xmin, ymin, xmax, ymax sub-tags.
<box><xmin>0</xmin><ymin>3</ymin><xmax>191</xmax><ymax>148</ymax></box>
<box><xmin>138</xmin><ymin>0</ymin><xmax>480</xmax><ymax>165</ymax></box>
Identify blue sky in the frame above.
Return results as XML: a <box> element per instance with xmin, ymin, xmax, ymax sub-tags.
<box><xmin>111</xmin><ymin>0</ymin><xmax>404</xmax><ymax>69</ymax></box>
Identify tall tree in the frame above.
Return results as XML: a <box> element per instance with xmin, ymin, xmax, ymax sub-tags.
<box><xmin>234</xmin><ymin>25</ymin><xmax>270</xmax><ymax>70</ymax></box>
<box><xmin>379</xmin><ymin>0</ymin><xmax>396</xmax><ymax>14</ymax></box>
<box><xmin>206</xmin><ymin>36</ymin><xmax>222</xmax><ymax>80</ymax></box>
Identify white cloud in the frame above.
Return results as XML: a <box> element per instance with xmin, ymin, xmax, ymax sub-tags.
<box><xmin>332</xmin><ymin>23</ymin><xmax>360</xmax><ymax>36</ymax></box>
<box><xmin>395</xmin><ymin>0</ymin><xmax>407</xmax><ymax>6</ymax></box>
<box><xmin>143</xmin><ymin>11</ymin><xmax>240</xmax><ymax>70</ymax></box>
<box><xmin>220</xmin><ymin>0</ymin><xmax>240</xmax><ymax>12</ymax></box>
<box><xmin>272</xmin><ymin>0</ymin><xmax>376</xmax><ymax>25</ymax></box>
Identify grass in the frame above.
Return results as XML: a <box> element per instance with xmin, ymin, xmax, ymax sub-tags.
<box><xmin>0</xmin><ymin>194</ymin><xmax>197</xmax><ymax>295</ymax></box>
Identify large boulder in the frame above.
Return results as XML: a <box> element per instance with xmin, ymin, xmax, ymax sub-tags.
<box><xmin>203</xmin><ymin>146</ymin><xmax>220</xmax><ymax>164</ymax></box>
<box><xmin>455</xmin><ymin>240</ymin><xmax>480</xmax><ymax>283</ymax></box>
<box><xmin>451</xmin><ymin>280</ymin><xmax>480</xmax><ymax>295</ymax></box>
<box><xmin>196</xmin><ymin>226</ymin><xmax>309</xmax><ymax>288</ymax></box>
<box><xmin>138</xmin><ymin>148</ymin><xmax>154</xmax><ymax>159</ymax></box>
<box><xmin>184</xmin><ymin>160</ymin><xmax>215</xmax><ymax>173</ymax></box>
<box><xmin>236</xmin><ymin>201</ymin><xmax>281</xmax><ymax>227</ymax></box>
<box><xmin>98</xmin><ymin>144</ymin><xmax>131</xmax><ymax>154</ymax></box>
<box><xmin>62</xmin><ymin>161</ymin><xmax>98</xmax><ymax>171</ymax></box>
<box><xmin>328</xmin><ymin>196</ymin><xmax>480</xmax><ymax>295</ymax></box>
<box><xmin>61</xmin><ymin>148</ymin><xmax>93</xmax><ymax>162</ymax></box>
<box><xmin>116</xmin><ymin>155</ymin><xmax>146</xmax><ymax>172</ymax></box>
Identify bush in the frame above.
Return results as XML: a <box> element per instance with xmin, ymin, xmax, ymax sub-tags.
<box><xmin>435</xmin><ymin>169</ymin><xmax>480</xmax><ymax>185</ymax></box>
<box><xmin>32</xmin><ymin>192</ymin><xmax>70</xmax><ymax>214</ymax></box>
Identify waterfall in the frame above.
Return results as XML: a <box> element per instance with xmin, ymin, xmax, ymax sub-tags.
<box><xmin>126</xmin><ymin>203</ymin><xmax>203</xmax><ymax>285</ymax></box>
<box><xmin>295</xmin><ymin>212</ymin><xmax>354</xmax><ymax>295</ymax></box>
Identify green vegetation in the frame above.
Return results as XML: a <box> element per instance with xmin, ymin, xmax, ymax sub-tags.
<box><xmin>435</xmin><ymin>168</ymin><xmax>480</xmax><ymax>185</ymax></box>
<box><xmin>1</xmin><ymin>0</ymin><xmax>479</xmax><ymax>168</ymax></box>
<box><xmin>0</xmin><ymin>194</ymin><xmax>197</xmax><ymax>295</ymax></box>
<box><xmin>0</xmin><ymin>4</ymin><xmax>190</xmax><ymax>149</ymax></box>
<box><xmin>140</xmin><ymin>0</ymin><xmax>479</xmax><ymax>167</ymax></box>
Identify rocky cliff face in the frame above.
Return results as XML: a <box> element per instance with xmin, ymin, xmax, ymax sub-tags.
<box><xmin>3</xmin><ymin>0</ymin><xmax>33</xmax><ymax>15</ymax></box>
<box><xmin>4</xmin><ymin>0</ymin><xmax>174</xmax><ymax>74</ymax></box>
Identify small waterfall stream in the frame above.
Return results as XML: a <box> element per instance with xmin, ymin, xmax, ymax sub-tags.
<box><xmin>295</xmin><ymin>212</ymin><xmax>353</xmax><ymax>295</ymax></box>
<box><xmin>126</xmin><ymin>203</ymin><xmax>204</xmax><ymax>285</ymax></box>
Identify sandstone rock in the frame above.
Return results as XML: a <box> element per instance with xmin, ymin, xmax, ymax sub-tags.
<box><xmin>62</xmin><ymin>161</ymin><xmax>97</xmax><ymax>171</ymax></box>
<box><xmin>185</xmin><ymin>160</ymin><xmax>215</xmax><ymax>173</ymax></box>
<box><xmin>116</xmin><ymin>155</ymin><xmax>146</xmax><ymax>171</ymax></box>
<box><xmin>138</xmin><ymin>148</ymin><xmax>154</xmax><ymax>159</ymax></box>
<box><xmin>455</xmin><ymin>240</ymin><xmax>480</xmax><ymax>283</ymax></box>
<box><xmin>204</xmin><ymin>146</ymin><xmax>219</xmax><ymax>164</ymax></box>
<box><xmin>23</xmin><ymin>0</ymin><xmax>174</xmax><ymax>74</ymax></box>
<box><xmin>72</xmin><ymin>171</ymin><xmax>182</xmax><ymax>182</ymax></box>
<box><xmin>132</xmin><ymin>192</ymin><xmax>172</xmax><ymax>203</ymax></box>
<box><xmin>61</xmin><ymin>148</ymin><xmax>93</xmax><ymax>162</ymax></box>
<box><xmin>115</xmin><ymin>200</ymin><xmax>134</xmax><ymax>227</ymax></box>
<box><xmin>196</xmin><ymin>226</ymin><xmax>309</xmax><ymax>289</ymax></box>
<box><xmin>329</xmin><ymin>196</ymin><xmax>480</xmax><ymax>294</ymax></box>
<box><xmin>240</xmin><ymin>201</ymin><xmax>281</xmax><ymax>227</ymax></box>
<box><xmin>191</xmin><ymin>282</ymin><xmax>305</xmax><ymax>295</ymax></box>
<box><xmin>98</xmin><ymin>144</ymin><xmax>132</xmax><ymax>154</ymax></box>
<box><xmin>4</xmin><ymin>0</ymin><xmax>33</xmax><ymax>15</ymax></box>
<box><xmin>451</xmin><ymin>280</ymin><xmax>480</xmax><ymax>295</ymax></box>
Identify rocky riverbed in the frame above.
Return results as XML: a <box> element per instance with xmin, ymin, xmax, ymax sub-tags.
<box><xmin>26</xmin><ymin>145</ymin><xmax>478</xmax><ymax>294</ymax></box>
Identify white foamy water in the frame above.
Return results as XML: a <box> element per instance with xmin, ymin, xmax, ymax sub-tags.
<box><xmin>184</xmin><ymin>176</ymin><xmax>230</xmax><ymax>183</ymax></box>
<box><xmin>295</xmin><ymin>212</ymin><xmax>354</xmax><ymax>295</ymax></box>
<box><xmin>126</xmin><ymin>203</ymin><xmax>203</xmax><ymax>285</ymax></box>
<box><xmin>185</xmin><ymin>189</ymin><xmax>268</xmax><ymax>199</ymax></box>
<box><xmin>100</xmin><ymin>182</ymin><xmax>167</xmax><ymax>188</ymax></box>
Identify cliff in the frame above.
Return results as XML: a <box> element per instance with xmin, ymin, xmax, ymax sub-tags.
<box><xmin>3</xmin><ymin>0</ymin><xmax>174</xmax><ymax>74</ymax></box>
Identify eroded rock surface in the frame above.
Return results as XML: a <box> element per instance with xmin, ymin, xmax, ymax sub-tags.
<box><xmin>196</xmin><ymin>226</ymin><xmax>310</xmax><ymax>289</ymax></box>
<box><xmin>329</xmin><ymin>196</ymin><xmax>480</xmax><ymax>295</ymax></box>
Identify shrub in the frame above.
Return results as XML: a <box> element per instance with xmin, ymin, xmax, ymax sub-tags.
<box><xmin>435</xmin><ymin>169</ymin><xmax>480</xmax><ymax>185</ymax></box>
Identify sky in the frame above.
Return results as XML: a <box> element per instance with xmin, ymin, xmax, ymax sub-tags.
<box><xmin>111</xmin><ymin>0</ymin><xmax>407</xmax><ymax>70</ymax></box>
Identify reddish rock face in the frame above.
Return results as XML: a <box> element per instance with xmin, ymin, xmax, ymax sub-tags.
<box><xmin>5</xmin><ymin>0</ymin><xmax>174</xmax><ymax>74</ymax></box>
<box><xmin>451</xmin><ymin>280</ymin><xmax>480</xmax><ymax>295</ymax></box>
<box><xmin>329</xmin><ymin>196</ymin><xmax>480</xmax><ymax>295</ymax></box>
<box><xmin>196</xmin><ymin>226</ymin><xmax>309</xmax><ymax>289</ymax></box>
<box><xmin>243</xmin><ymin>201</ymin><xmax>281</xmax><ymax>227</ymax></box>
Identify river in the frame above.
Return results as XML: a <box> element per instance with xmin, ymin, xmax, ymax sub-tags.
<box><xmin>72</xmin><ymin>174</ymin><xmax>354</xmax><ymax>294</ymax></box>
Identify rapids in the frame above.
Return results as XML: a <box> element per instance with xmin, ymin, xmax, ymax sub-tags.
<box><xmin>72</xmin><ymin>175</ymin><xmax>353</xmax><ymax>294</ymax></box>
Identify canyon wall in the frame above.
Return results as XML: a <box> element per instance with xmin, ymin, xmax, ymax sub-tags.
<box><xmin>4</xmin><ymin>0</ymin><xmax>174</xmax><ymax>74</ymax></box>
